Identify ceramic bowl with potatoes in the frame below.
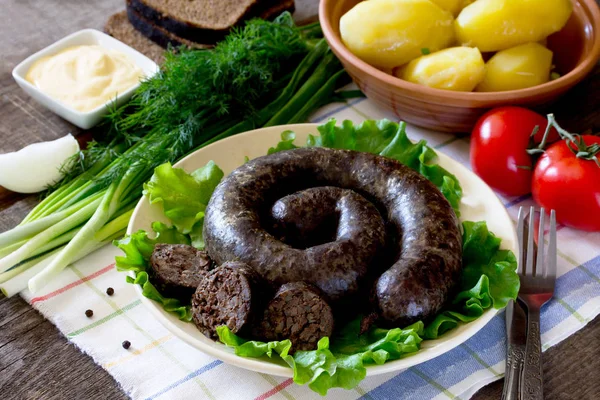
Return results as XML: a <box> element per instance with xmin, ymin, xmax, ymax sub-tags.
<box><xmin>320</xmin><ymin>0</ymin><xmax>600</xmax><ymax>132</ymax></box>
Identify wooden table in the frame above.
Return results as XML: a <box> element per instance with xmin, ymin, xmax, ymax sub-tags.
<box><xmin>1</xmin><ymin>1</ymin><xmax>599</xmax><ymax>398</ymax></box>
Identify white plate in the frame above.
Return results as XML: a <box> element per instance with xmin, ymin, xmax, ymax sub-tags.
<box><xmin>127</xmin><ymin>124</ymin><xmax>518</xmax><ymax>377</ymax></box>
<box><xmin>12</xmin><ymin>29</ymin><xmax>159</xmax><ymax>130</ymax></box>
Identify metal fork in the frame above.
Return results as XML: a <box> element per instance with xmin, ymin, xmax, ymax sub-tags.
<box><xmin>517</xmin><ymin>206</ymin><xmax>557</xmax><ymax>400</ymax></box>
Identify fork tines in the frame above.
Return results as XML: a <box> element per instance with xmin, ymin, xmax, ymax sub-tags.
<box><xmin>517</xmin><ymin>206</ymin><xmax>557</xmax><ymax>281</ymax></box>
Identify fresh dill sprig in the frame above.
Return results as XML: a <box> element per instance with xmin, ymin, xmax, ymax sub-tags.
<box><xmin>54</xmin><ymin>12</ymin><xmax>310</xmax><ymax>193</ymax></box>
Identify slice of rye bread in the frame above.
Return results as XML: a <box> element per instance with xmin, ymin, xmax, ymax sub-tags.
<box><xmin>126</xmin><ymin>3</ymin><xmax>211</xmax><ymax>50</ymax></box>
<box><xmin>104</xmin><ymin>11</ymin><xmax>210</xmax><ymax>65</ymax></box>
<box><xmin>128</xmin><ymin>0</ymin><xmax>295</xmax><ymax>44</ymax></box>
<box><xmin>105</xmin><ymin>11</ymin><xmax>167</xmax><ymax>64</ymax></box>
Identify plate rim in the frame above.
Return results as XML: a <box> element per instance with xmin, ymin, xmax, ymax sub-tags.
<box><xmin>126</xmin><ymin>123</ymin><xmax>516</xmax><ymax>378</ymax></box>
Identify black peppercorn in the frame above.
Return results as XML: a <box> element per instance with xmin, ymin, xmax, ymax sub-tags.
<box><xmin>85</xmin><ymin>309</ymin><xmax>93</xmax><ymax>318</ymax></box>
<box><xmin>122</xmin><ymin>340</ymin><xmax>131</xmax><ymax>350</ymax></box>
<box><xmin>106</xmin><ymin>287</ymin><xmax>114</xmax><ymax>296</ymax></box>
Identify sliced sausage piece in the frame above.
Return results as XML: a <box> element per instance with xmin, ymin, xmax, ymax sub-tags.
<box><xmin>149</xmin><ymin>243</ymin><xmax>212</xmax><ymax>300</ymax></box>
<box><xmin>192</xmin><ymin>261</ymin><xmax>267</xmax><ymax>339</ymax></box>
<box><xmin>256</xmin><ymin>282</ymin><xmax>334</xmax><ymax>351</ymax></box>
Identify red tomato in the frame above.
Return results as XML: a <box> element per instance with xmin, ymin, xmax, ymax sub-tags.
<box><xmin>470</xmin><ymin>107</ymin><xmax>558</xmax><ymax>196</ymax></box>
<box><xmin>532</xmin><ymin>136</ymin><xmax>600</xmax><ymax>231</ymax></box>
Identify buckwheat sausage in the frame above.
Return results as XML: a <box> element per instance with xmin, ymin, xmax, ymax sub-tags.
<box><xmin>149</xmin><ymin>243</ymin><xmax>212</xmax><ymax>300</ymax></box>
<box><xmin>191</xmin><ymin>261</ymin><xmax>267</xmax><ymax>339</ymax></box>
<box><xmin>255</xmin><ymin>282</ymin><xmax>334</xmax><ymax>351</ymax></box>
<box><xmin>270</xmin><ymin>187</ymin><xmax>356</xmax><ymax>249</ymax></box>
<box><xmin>205</xmin><ymin>181</ymin><xmax>386</xmax><ymax>303</ymax></box>
<box><xmin>203</xmin><ymin>147</ymin><xmax>462</xmax><ymax>326</ymax></box>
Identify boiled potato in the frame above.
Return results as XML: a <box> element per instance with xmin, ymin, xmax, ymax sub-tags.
<box><xmin>397</xmin><ymin>47</ymin><xmax>485</xmax><ymax>91</ymax></box>
<box><xmin>455</xmin><ymin>0</ymin><xmax>572</xmax><ymax>52</ymax></box>
<box><xmin>340</xmin><ymin>0</ymin><xmax>455</xmax><ymax>69</ymax></box>
<box><xmin>430</xmin><ymin>0</ymin><xmax>462</xmax><ymax>16</ymax></box>
<box><xmin>476</xmin><ymin>42</ymin><xmax>553</xmax><ymax>92</ymax></box>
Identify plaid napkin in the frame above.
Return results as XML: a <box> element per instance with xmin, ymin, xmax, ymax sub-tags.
<box><xmin>19</xmin><ymin>98</ymin><xmax>600</xmax><ymax>400</ymax></box>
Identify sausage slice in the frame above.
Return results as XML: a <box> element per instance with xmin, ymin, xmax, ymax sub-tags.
<box><xmin>192</xmin><ymin>261</ymin><xmax>266</xmax><ymax>339</ymax></box>
<box><xmin>256</xmin><ymin>282</ymin><xmax>334</xmax><ymax>351</ymax></box>
<box><xmin>150</xmin><ymin>243</ymin><xmax>212</xmax><ymax>300</ymax></box>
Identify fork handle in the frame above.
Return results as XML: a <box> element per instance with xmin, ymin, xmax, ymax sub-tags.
<box><xmin>522</xmin><ymin>308</ymin><xmax>544</xmax><ymax>400</ymax></box>
<box><xmin>502</xmin><ymin>343</ymin><xmax>525</xmax><ymax>400</ymax></box>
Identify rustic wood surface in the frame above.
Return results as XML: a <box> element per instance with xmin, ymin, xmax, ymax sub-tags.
<box><xmin>0</xmin><ymin>0</ymin><xmax>599</xmax><ymax>399</ymax></box>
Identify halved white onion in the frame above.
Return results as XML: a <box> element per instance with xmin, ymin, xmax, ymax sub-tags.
<box><xmin>0</xmin><ymin>134</ymin><xmax>80</xmax><ymax>193</ymax></box>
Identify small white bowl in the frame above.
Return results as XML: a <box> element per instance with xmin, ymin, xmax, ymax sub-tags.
<box><xmin>12</xmin><ymin>29</ymin><xmax>159</xmax><ymax>130</ymax></box>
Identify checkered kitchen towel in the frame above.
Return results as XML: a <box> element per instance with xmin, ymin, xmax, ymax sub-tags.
<box><xmin>19</xmin><ymin>98</ymin><xmax>600</xmax><ymax>400</ymax></box>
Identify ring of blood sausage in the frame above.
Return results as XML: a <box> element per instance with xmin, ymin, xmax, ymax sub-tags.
<box><xmin>202</xmin><ymin>147</ymin><xmax>462</xmax><ymax>328</ymax></box>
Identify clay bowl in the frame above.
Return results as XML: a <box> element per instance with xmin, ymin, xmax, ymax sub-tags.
<box><xmin>320</xmin><ymin>0</ymin><xmax>600</xmax><ymax>133</ymax></box>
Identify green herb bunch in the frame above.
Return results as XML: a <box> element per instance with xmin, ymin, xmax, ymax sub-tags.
<box><xmin>0</xmin><ymin>13</ymin><xmax>358</xmax><ymax>294</ymax></box>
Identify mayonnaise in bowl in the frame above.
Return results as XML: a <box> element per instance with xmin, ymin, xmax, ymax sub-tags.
<box><xmin>25</xmin><ymin>44</ymin><xmax>144</xmax><ymax>112</ymax></box>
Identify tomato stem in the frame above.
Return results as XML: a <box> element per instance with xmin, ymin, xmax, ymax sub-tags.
<box><xmin>546</xmin><ymin>114</ymin><xmax>600</xmax><ymax>167</ymax></box>
<box><xmin>525</xmin><ymin>124</ymin><xmax>552</xmax><ymax>156</ymax></box>
<box><xmin>536</xmin><ymin>123</ymin><xmax>553</xmax><ymax>151</ymax></box>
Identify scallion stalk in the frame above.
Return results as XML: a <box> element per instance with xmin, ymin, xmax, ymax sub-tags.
<box><xmin>0</xmin><ymin>249</ymin><xmax>62</xmax><ymax>295</ymax></box>
<box><xmin>0</xmin><ymin>197</ymin><xmax>102</xmax><ymax>273</ymax></box>
<box><xmin>0</xmin><ymin>15</ymin><xmax>360</xmax><ymax>295</ymax></box>
<box><xmin>0</xmin><ymin>191</ymin><xmax>103</xmax><ymax>248</ymax></box>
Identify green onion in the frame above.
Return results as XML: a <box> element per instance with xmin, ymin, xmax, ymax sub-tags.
<box><xmin>0</xmin><ymin>14</ymin><xmax>363</xmax><ymax>295</ymax></box>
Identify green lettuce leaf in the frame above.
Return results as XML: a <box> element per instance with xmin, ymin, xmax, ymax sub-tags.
<box><xmin>424</xmin><ymin>275</ymin><xmax>492</xmax><ymax>338</ymax></box>
<box><xmin>142</xmin><ymin>161</ymin><xmax>224</xmax><ymax>243</ymax></box>
<box><xmin>423</xmin><ymin>221</ymin><xmax>519</xmax><ymax>339</ymax></box>
<box><xmin>114</xmin><ymin>222</ymin><xmax>192</xmax><ymax>320</ymax></box>
<box><xmin>277</xmin><ymin>119</ymin><xmax>463</xmax><ymax>215</ymax></box>
<box><xmin>218</xmin><ymin>325</ymin><xmax>294</xmax><ymax>359</ymax></box>
<box><xmin>462</xmin><ymin>221</ymin><xmax>502</xmax><ymax>267</ymax></box>
<box><xmin>462</xmin><ymin>249</ymin><xmax>520</xmax><ymax>309</ymax></box>
<box><xmin>114</xmin><ymin>161</ymin><xmax>223</xmax><ymax>321</ymax></box>
<box><xmin>418</xmin><ymin>147</ymin><xmax>462</xmax><ymax>215</ymax></box>
<box><xmin>114</xmin><ymin>222</ymin><xmax>189</xmax><ymax>273</ymax></box>
<box><xmin>460</xmin><ymin>221</ymin><xmax>519</xmax><ymax>308</ymax></box>
<box><xmin>268</xmin><ymin>131</ymin><xmax>298</xmax><ymax>154</ymax></box>
<box><xmin>217</xmin><ymin>320</ymin><xmax>424</xmax><ymax>395</ymax></box>
<box><xmin>127</xmin><ymin>271</ymin><xmax>192</xmax><ymax>321</ymax></box>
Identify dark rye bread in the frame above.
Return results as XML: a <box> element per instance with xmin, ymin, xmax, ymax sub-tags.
<box><xmin>126</xmin><ymin>3</ymin><xmax>211</xmax><ymax>50</ymax></box>
<box><xmin>256</xmin><ymin>0</ymin><xmax>297</xmax><ymax>21</ymax></box>
<box><xmin>129</xmin><ymin>0</ymin><xmax>295</xmax><ymax>43</ymax></box>
<box><xmin>105</xmin><ymin>10</ymin><xmax>211</xmax><ymax>65</ymax></box>
<box><xmin>105</xmin><ymin>11</ymin><xmax>167</xmax><ymax>64</ymax></box>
